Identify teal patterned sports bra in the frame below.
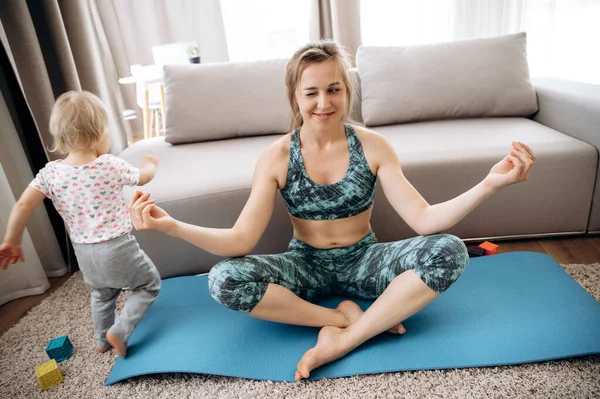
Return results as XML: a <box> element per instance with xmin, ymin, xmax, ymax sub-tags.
<box><xmin>280</xmin><ymin>124</ymin><xmax>377</xmax><ymax>220</ymax></box>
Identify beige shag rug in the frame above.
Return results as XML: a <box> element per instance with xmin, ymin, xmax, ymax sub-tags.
<box><xmin>1</xmin><ymin>263</ymin><xmax>599</xmax><ymax>399</ymax></box>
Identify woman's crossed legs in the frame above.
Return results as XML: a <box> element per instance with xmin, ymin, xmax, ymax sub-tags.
<box><xmin>208</xmin><ymin>233</ymin><xmax>469</xmax><ymax>380</ymax></box>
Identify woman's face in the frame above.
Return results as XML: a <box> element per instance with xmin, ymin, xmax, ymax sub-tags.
<box><xmin>295</xmin><ymin>60</ymin><xmax>346</xmax><ymax>131</ymax></box>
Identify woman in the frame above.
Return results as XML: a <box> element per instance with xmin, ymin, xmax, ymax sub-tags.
<box><xmin>129</xmin><ymin>40</ymin><xmax>535</xmax><ymax>381</ymax></box>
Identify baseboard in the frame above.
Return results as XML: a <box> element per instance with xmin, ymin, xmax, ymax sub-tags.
<box><xmin>45</xmin><ymin>267</ymin><xmax>69</xmax><ymax>278</ymax></box>
<box><xmin>0</xmin><ymin>283</ymin><xmax>51</xmax><ymax>307</ymax></box>
<box><xmin>463</xmin><ymin>231</ymin><xmax>587</xmax><ymax>243</ymax></box>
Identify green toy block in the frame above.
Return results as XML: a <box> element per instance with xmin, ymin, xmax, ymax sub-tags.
<box><xmin>46</xmin><ymin>335</ymin><xmax>73</xmax><ymax>362</ymax></box>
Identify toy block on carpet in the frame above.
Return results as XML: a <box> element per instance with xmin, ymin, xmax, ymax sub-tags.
<box><xmin>46</xmin><ymin>335</ymin><xmax>73</xmax><ymax>362</ymax></box>
<box><xmin>467</xmin><ymin>245</ymin><xmax>486</xmax><ymax>258</ymax></box>
<box><xmin>35</xmin><ymin>359</ymin><xmax>63</xmax><ymax>391</ymax></box>
<box><xmin>478</xmin><ymin>241</ymin><xmax>499</xmax><ymax>255</ymax></box>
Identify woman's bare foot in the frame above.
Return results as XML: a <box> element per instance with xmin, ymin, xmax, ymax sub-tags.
<box><xmin>106</xmin><ymin>332</ymin><xmax>127</xmax><ymax>358</ymax></box>
<box><xmin>295</xmin><ymin>325</ymin><xmax>355</xmax><ymax>381</ymax></box>
<box><xmin>337</xmin><ymin>300</ymin><xmax>406</xmax><ymax>334</ymax></box>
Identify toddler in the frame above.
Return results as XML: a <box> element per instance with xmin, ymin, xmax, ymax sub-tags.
<box><xmin>0</xmin><ymin>91</ymin><xmax>160</xmax><ymax>358</ymax></box>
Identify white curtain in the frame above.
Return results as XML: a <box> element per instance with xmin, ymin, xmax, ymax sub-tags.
<box><xmin>361</xmin><ymin>0</ymin><xmax>600</xmax><ymax>84</ymax></box>
<box><xmin>220</xmin><ymin>0</ymin><xmax>311</xmax><ymax>62</ymax></box>
<box><xmin>95</xmin><ymin>0</ymin><xmax>230</xmax><ymax>140</ymax></box>
<box><xmin>101</xmin><ymin>0</ymin><xmax>312</xmax><ymax>66</ymax></box>
<box><xmin>101</xmin><ymin>0</ymin><xmax>229</xmax><ymax>66</ymax></box>
<box><xmin>0</xmin><ymin>84</ymin><xmax>66</xmax><ymax>304</ymax></box>
<box><xmin>309</xmin><ymin>0</ymin><xmax>362</xmax><ymax>63</ymax></box>
<box><xmin>0</xmin><ymin>86</ymin><xmax>67</xmax><ymax>282</ymax></box>
<box><xmin>0</xmin><ymin>163</ymin><xmax>50</xmax><ymax>306</ymax></box>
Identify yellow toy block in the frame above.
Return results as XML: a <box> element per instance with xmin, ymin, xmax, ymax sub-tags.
<box><xmin>35</xmin><ymin>359</ymin><xmax>63</xmax><ymax>391</ymax></box>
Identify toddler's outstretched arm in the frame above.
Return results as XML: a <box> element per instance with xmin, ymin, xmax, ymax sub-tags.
<box><xmin>138</xmin><ymin>155</ymin><xmax>158</xmax><ymax>186</ymax></box>
<box><xmin>0</xmin><ymin>187</ymin><xmax>45</xmax><ymax>269</ymax></box>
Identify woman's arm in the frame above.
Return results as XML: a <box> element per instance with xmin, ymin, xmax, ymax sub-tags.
<box><xmin>375</xmin><ymin>134</ymin><xmax>536</xmax><ymax>236</ymax></box>
<box><xmin>130</xmin><ymin>147</ymin><xmax>280</xmax><ymax>257</ymax></box>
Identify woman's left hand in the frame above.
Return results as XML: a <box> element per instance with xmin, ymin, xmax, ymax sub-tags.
<box><xmin>484</xmin><ymin>141</ymin><xmax>536</xmax><ymax>190</ymax></box>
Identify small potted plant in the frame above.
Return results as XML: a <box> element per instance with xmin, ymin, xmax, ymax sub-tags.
<box><xmin>186</xmin><ymin>45</ymin><xmax>201</xmax><ymax>64</ymax></box>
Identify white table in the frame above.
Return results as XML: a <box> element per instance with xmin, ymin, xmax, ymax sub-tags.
<box><xmin>119</xmin><ymin>65</ymin><xmax>166</xmax><ymax>139</ymax></box>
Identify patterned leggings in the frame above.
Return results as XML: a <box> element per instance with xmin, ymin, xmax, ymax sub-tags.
<box><xmin>208</xmin><ymin>232</ymin><xmax>469</xmax><ymax>314</ymax></box>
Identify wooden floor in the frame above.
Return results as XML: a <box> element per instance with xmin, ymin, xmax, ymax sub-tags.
<box><xmin>1</xmin><ymin>235</ymin><xmax>599</xmax><ymax>337</ymax></box>
<box><xmin>0</xmin><ymin>273</ymin><xmax>71</xmax><ymax>337</ymax></box>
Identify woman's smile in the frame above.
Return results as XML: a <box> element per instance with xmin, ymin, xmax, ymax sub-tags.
<box><xmin>313</xmin><ymin>111</ymin><xmax>334</xmax><ymax>120</ymax></box>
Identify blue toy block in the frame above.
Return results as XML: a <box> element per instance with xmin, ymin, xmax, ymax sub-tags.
<box><xmin>46</xmin><ymin>335</ymin><xmax>73</xmax><ymax>362</ymax></box>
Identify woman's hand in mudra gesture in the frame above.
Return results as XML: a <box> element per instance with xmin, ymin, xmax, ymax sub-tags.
<box><xmin>484</xmin><ymin>141</ymin><xmax>536</xmax><ymax>190</ymax></box>
<box><xmin>129</xmin><ymin>191</ymin><xmax>177</xmax><ymax>234</ymax></box>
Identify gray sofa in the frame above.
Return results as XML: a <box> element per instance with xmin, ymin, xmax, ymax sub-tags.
<box><xmin>118</xmin><ymin>33</ymin><xmax>600</xmax><ymax>278</ymax></box>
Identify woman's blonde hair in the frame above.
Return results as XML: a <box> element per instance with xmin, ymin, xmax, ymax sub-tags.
<box><xmin>48</xmin><ymin>90</ymin><xmax>108</xmax><ymax>154</ymax></box>
<box><xmin>285</xmin><ymin>40</ymin><xmax>357</xmax><ymax>131</ymax></box>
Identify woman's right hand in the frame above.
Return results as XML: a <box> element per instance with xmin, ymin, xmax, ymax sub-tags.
<box><xmin>129</xmin><ymin>191</ymin><xmax>177</xmax><ymax>234</ymax></box>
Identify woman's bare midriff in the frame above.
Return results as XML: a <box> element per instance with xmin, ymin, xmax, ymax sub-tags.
<box><xmin>289</xmin><ymin>208</ymin><xmax>373</xmax><ymax>249</ymax></box>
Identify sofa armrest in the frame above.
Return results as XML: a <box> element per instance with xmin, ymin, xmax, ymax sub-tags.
<box><xmin>532</xmin><ymin>77</ymin><xmax>600</xmax><ymax>148</ymax></box>
<box><xmin>533</xmin><ymin>77</ymin><xmax>600</xmax><ymax>232</ymax></box>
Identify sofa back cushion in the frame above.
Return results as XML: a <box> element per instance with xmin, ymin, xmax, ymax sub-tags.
<box><xmin>349</xmin><ymin>68</ymin><xmax>363</xmax><ymax>123</ymax></box>
<box><xmin>356</xmin><ymin>32</ymin><xmax>538</xmax><ymax>127</ymax></box>
<box><xmin>163</xmin><ymin>58</ymin><xmax>290</xmax><ymax>144</ymax></box>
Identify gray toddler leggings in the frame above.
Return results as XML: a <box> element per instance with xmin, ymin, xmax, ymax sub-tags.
<box><xmin>73</xmin><ymin>234</ymin><xmax>161</xmax><ymax>350</ymax></box>
<box><xmin>208</xmin><ymin>232</ymin><xmax>469</xmax><ymax>314</ymax></box>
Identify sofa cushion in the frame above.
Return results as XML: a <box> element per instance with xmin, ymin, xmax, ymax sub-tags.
<box><xmin>118</xmin><ymin>135</ymin><xmax>294</xmax><ymax>278</ymax></box>
<box><xmin>349</xmin><ymin>68</ymin><xmax>363</xmax><ymax>123</ymax></box>
<box><xmin>118</xmin><ymin>118</ymin><xmax>596</xmax><ymax>278</ymax></box>
<box><xmin>163</xmin><ymin>59</ymin><xmax>291</xmax><ymax>144</ymax></box>
<box><xmin>370</xmin><ymin>117</ymin><xmax>595</xmax><ymax>242</ymax></box>
<box><xmin>121</xmin><ymin>136</ymin><xmax>282</xmax><ymax>201</ymax></box>
<box><xmin>356</xmin><ymin>32</ymin><xmax>538</xmax><ymax>126</ymax></box>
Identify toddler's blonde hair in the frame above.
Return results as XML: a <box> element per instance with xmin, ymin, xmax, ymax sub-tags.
<box><xmin>49</xmin><ymin>90</ymin><xmax>108</xmax><ymax>154</ymax></box>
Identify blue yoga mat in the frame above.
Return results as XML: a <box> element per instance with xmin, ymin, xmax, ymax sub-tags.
<box><xmin>105</xmin><ymin>251</ymin><xmax>600</xmax><ymax>385</ymax></box>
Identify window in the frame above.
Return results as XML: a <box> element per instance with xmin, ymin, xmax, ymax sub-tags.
<box><xmin>220</xmin><ymin>0</ymin><xmax>311</xmax><ymax>62</ymax></box>
<box><xmin>361</xmin><ymin>0</ymin><xmax>600</xmax><ymax>84</ymax></box>
<box><xmin>361</xmin><ymin>0</ymin><xmax>456</xmax><ymax>47</ymax></box>
<box><xmin>527</xmin><ymin>1</ymin><xmax>600</xmax><ymax>84</ymax></box>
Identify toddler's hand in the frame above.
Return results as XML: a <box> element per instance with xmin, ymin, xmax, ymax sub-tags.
<box><xmin>129</xmin><ymin>191</ymin><xmax>176</xmax><ymax>234</ymax></box>
<box><xmin>0</xmin><ymin>242</ymin><xmax>25</xmax><ymax>270</ymax></box>
<box><xmin>143</xmin><ymin>155</ymin><xmax>159</xmax><ymax>168</ymax></box>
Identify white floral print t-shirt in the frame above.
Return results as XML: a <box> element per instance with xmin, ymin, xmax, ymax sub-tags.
<box><xmin>29</xmin><ymin>154</ymin><xmax>140</xmax><ymax>244</ymax></box>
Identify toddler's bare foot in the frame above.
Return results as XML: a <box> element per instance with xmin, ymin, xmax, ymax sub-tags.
<box><xmin>337</xmin><ymin>300</ymin><xmax>406</xmax><ymax>334</ymax></box>
<box><xmin>106</xmin><ymin>332</ymin><xmax>127</xmax><ymax>358</ymax></box>
<box><xmin>96</xmin><ymin>347</ymin><xmax>109</xmax><ymax>354</ymax></box>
